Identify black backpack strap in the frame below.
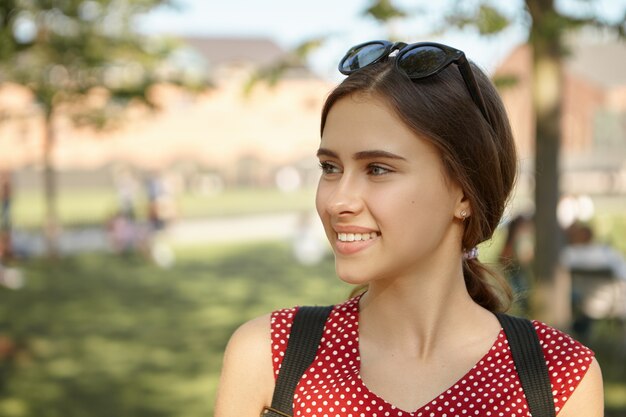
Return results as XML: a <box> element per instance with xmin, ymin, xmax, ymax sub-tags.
<box><xmin>496</xmin><ymin>313</ymin><xmax>555</xmax><ymax>417</ymax></box>
<box><xmin>262</xmin><ymin>305</ymin><xmax>334</xmax><ymax>417</ymax></box>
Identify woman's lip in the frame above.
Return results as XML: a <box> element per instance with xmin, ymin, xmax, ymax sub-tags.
<box><xmin>333</xmin><ymin>225</ymin><xmax>379</xmax><ymax>234</ymax></box>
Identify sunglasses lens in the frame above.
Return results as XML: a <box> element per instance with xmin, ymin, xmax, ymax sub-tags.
<box><xmin>340</xmin><ymin>42</ymin><xmax>388</xmax><ymax>73</ymax></box>
<box><xmin>397</xmin><ymin>46</ymin><xmax>447</xmax><ymax>78</ymax></box>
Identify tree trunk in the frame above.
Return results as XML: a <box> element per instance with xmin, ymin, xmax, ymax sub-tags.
<box><xmin>527</xmin><ymin>0</ymin><xmax>569</xmax><ymax>327</ymax></box>
<box><xmin>532</xmin><ymin>52</ymin><xmax>565</xmax><ymax>324</ymax></box>
<box><xmin>43</xmin><ymin>108</ymin><xmax>59</xmax><ymax>258</ymax></box>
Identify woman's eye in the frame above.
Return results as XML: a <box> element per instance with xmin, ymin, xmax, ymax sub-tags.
<box><xmin>319</xmin><ymin>161</ymin><xmax>341</xmax><ymax>175</ymax></box>
<box><xmin>368</xmin><ymin>165</ymin><xmax>391</xmax><ymax>176</ymax></box>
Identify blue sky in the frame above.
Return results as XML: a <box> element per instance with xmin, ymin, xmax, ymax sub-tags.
<box><xmin>138</xmin><ymin>0</ymin><xmax>624</xmax><ymax>80</ymax></box>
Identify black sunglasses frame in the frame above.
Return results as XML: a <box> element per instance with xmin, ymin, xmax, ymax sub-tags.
<box><xmin>338</xmin><ymin>40</ymin><xmax>492</xmax><ymax>126</ymax></box>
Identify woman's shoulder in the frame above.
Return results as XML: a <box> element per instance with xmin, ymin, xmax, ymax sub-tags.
<box><xmin>530</xmin><ymin>320</ymin><xmax>595</xmax><ymax>364</ymax></box>
<box><xmin>214</xmin><ymin>313</ymin><xmax>275</xmax><ymax>416</ymax></box>
<box><xmin>528</xmin><ymin>320</ymin><xmax>599</xmax><ymax>415</ymax></box>
<box><xmin>221</xmin><ymin>313</ymin><xmax>274</xmax><ymax>373</ymax></box>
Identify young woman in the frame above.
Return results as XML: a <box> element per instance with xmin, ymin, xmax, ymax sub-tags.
<box><xmin>214</xmin><ymin>41</ymin><xmax>603</xmax><ymax>417</ymax></box>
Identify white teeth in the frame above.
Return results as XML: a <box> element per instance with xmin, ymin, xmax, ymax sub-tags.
<box><xmin>337</xmin><ymin>232</ymin><xmax>379</xmax><ymax>242</ymax></box>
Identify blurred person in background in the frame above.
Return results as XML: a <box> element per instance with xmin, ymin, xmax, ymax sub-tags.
<box><xmin>143</xmin><ymin>172</ymin><xmax>177</xmax><ymax>268</ymax></box>
<box><xmin>145</xmin><ymin>172</ymin><xmax>178</xmax><ymax>233</ymax></box>
<box><xmin>114</xmin><ymin>169</ymin><xmax>139</xmax><ymax>223</ymax></box>
<box><xmin>498</xmin><ymin>214</ymin><xmax>534</xmax><ymax>315</ymax></box>
<box><xmin>106</xmin><ymin>210</ymin><xmax>137</xmax><ymax>256</ymax></box>
<box><xmin>0</xmin><ymin>170</ymin><xmax>23</xmax><ymax>289</ymax></box>
<box><xmin>107</xmin><ymin>170</ymin><xmax>140</xmax><ymax>256</ymax></box>
<box><xmin>215</xmin><ymin>40</ymin><xmax>603</xmax><ymax>417</ymax></box>
<box><xmin>562</xmin><ymin>222</ymin><xmax>626</xmax><ymax>338</ymax></box>
<box><xmin>0</xmin><ymin>171</ymin><xmax>12</xmax><ymax>262</ymax></box>
<box><xmin>562</xmin><ymin>222</ymin><xmax>626</xmax><ymax>281</ymax></box>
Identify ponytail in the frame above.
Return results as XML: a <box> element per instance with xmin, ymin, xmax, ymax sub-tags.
<box><xmin>463</xmin><ymin>258</ymin><xmax>512</xmax><ymax>313</ymax></box>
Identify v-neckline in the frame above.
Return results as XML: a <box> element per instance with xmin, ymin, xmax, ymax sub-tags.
<box><xmin>351</xmin><ymin>295</ymin><xmax>505</xmax><ymax>415</ymax></box>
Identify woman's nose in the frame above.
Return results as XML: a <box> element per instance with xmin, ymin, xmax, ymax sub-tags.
<box><xmin>324</xmin><ymin>177</ymin><xmax>364</xmax><ymax>217</ymax></box>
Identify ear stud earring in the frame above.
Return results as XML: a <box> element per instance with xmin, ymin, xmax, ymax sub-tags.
<box><xmin>460</xmin><ymin>210</ymin><xmax>468</xmax><ymax>220</ymax></box>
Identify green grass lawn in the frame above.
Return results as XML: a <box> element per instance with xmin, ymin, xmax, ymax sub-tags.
<box><xmin>12</xmin><ymin>187</ymin><xmax>316</xmax><ymax>229</ymax></box>
<box><xmin>0</xmin><ymin>242</ymin><xmax>350</xmax><ymax>417</ymax></box>
<box><xmin>0</xmin><ymin>242</ymin><xmax>624</xmax><ymax>417</ymax></box>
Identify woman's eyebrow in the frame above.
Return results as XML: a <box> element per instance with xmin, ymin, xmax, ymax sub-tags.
<box><xmin>353</xmin><ymin>150</ymin><xmax>407</xmax><ymax>161</ymax></box>
<box><xmin>316</xmin><ymin>148</ymin><xmax>339</xmax><ymax>159</ymax></box>
<box><xmin>317</xmin><ymin>148</ymin><xmax>407</xmax><ymax>161</ymax></box>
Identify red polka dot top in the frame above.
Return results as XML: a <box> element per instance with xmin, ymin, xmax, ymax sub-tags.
<box><xmin>270</xmin><ymin>295</ymin><xmax>594</xmax><ymax>417</ymax></box>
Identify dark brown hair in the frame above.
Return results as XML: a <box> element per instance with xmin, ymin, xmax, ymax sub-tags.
<box><xmin>321</xmin><ymin>58</ymin><xmax>517</xmax><ymax>313</ymax></box>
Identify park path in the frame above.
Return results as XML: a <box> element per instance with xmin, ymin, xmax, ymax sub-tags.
<box><xmin>12</xmin><ymin>211</ymin><xmax>327</xmax><ymax>257</ymax></box>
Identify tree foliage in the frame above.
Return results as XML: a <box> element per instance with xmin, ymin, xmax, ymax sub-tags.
<box><xmin>0</xmin><ymin>0</ymin><xmax>204</xmax><ymax>123</ymax></box>
<box><xmin>362</xmin><ymin>0</ymin><xmax>407</xmax><ymax>23</ymax></box>
<box><xmin>243</xmin><ymin>37</ymin><xmax>325</xmax><ymax>95</ymax></box>
<box><xmin>0</xmin><ymin>0</ymin><xmax>207</xmax><ymax>255</ymax></box>
<box><xmin>446</xmin><ymin>4</ymin><xmax>511</xmax><ymax>35</ymax></box>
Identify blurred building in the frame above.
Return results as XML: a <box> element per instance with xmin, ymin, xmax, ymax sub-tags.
<box><xmin>0</xmin><ymin>37</ymin><xmax>333</xmax><ymax>190</ymax></box>
<box><xmin>1</xmin><ymin>35</ymin><xmax>625</xmax><ymax>195</ymax></box>
<box><xmin>495</xmin><ymin>38</ymin><xmax>626</xmax><ymax>198</ymax></box>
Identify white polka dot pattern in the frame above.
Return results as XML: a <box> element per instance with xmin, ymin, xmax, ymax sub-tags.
<box><xmin>270</xmin><ymin>297</ymin><xmax>594</xmax><ymax>417</ymax></box>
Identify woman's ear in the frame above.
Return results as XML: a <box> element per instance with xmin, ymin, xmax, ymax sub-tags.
<box><xmin>454</xmin><ymin>194</ymin><xmax>472</xmax><ymax>221</ymax></box>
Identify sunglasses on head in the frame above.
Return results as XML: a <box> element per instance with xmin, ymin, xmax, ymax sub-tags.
<box><xmin>338</xmin><ymin>40</ymin><xmax>492</xmax><ymax>126</ymax></box>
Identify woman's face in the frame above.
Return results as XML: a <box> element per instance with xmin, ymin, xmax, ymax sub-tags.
<box><xmin>316</xmin><ymin>93</ymin><xmax>468</xmax><ymax>285</ymax></box>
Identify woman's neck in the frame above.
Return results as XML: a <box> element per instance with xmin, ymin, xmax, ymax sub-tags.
<box><xmin>358</xmin><ymin>265</ymin><xmax>495</xmax><ymax>359</ymax></box>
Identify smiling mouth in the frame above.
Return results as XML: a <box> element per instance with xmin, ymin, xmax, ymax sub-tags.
<box><xmin>337</xmin><ymin>232</ymin><xmax>380</xmax><ymax>242</ymax></box>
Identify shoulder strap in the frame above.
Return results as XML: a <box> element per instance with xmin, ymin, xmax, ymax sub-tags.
<box><xmin>496</xmin><ymin>313</ymin><xmax>556</xmax><ymax>417</ymax></box>
<box><xmin>262</xmin><ymin>305</ymin><xmax>333</xmax><ymax>417</ymax></box>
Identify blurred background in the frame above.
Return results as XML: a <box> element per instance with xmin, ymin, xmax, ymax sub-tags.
<box><xmin>0</xmin><ymin>0</ymin><xmax>625</xmax><ymax>416</ymax></box>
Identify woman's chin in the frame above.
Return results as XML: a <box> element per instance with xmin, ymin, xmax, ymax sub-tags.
<box><xmin>335</xmin><ymin>267</ymin><xmax>371</xmax><ymax>286</ymax></box>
